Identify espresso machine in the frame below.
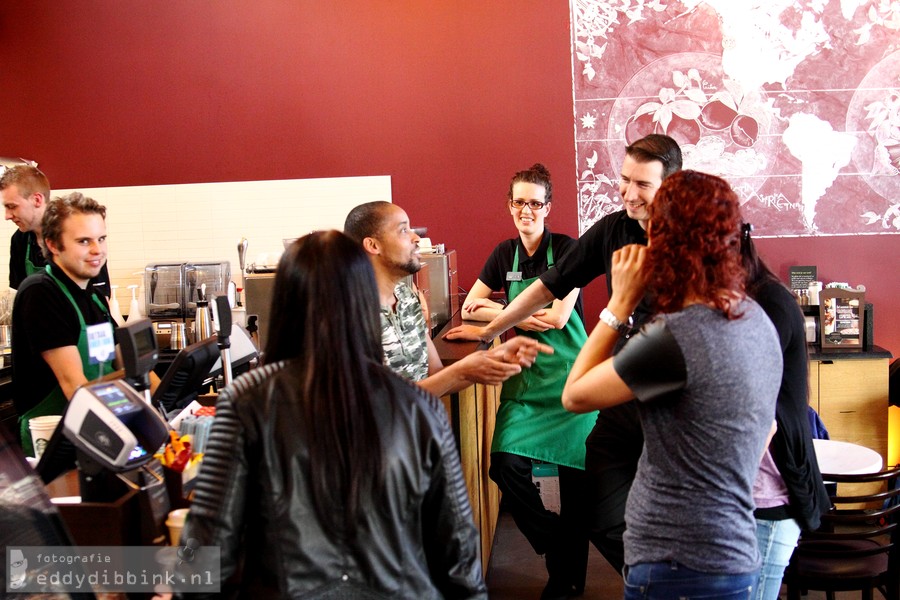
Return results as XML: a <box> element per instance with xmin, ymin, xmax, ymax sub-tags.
<box><xmin>144</xmin><ymin>261</ymin><xmax>231</xmax><ymax>350</ymax></box>
<box><xmin>419</xmin><ymin>249</ymin><xmax>458</xmax><ymax>334</ymax></box>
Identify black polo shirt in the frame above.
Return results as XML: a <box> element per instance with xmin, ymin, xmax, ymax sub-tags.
<box><xmin>11</xmin><ymin>262</ymin><xmax>112</xmax><ymax>416</ymax></box>
<box><xmin>540</xmin><ymin>209</ymin><xmax>653</xmax><ymax>330</ymax></box>
<box><xmin>477</xmin><ymin>228</ymin><xmax>584</xmax><ymax>322</ymax></box>
<box><xmin>9</xmin><ymin>230</ymin><xmax>111</xmax><ymax>297</ymax></box>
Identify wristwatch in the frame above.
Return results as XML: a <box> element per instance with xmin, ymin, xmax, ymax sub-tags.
<box><xmin>599</xmin><ymin>307</ymin><xmax>630</xmax><ymax>336</ymax></box>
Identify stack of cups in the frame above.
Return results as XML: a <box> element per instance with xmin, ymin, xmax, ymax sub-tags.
<box><xmin>29</xmin><ymin>415</ymin><xmax>62</xmax><ymax>460</ymax></box>
<box><xmin>807</xmin><ymin>281</ymin><xmax>823</xmax><ymax>305</ymax></box>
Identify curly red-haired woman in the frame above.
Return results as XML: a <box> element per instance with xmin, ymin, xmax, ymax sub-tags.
<box><xmin>563</xmin><ymin>170</ymin><xmax>782</xmax><ymax>599</ymax></box>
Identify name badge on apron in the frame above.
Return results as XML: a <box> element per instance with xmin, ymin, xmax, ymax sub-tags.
<box><xmin>87</xmin><ymin>322</ymin><xmax>115</xmax><ymax>364</ymax></box>
<box><xmin>506</xmin><ymin>271</ymin><xmax>523</xmax><ymax>282</ymax></box>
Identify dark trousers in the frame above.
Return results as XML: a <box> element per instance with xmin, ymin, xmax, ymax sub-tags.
<box><xmin>489</xmin><ymin>451</ymin><xmax>590</xmax><ymax>591</ymax></box>
<box><xmin>583</xmin><ymin>400</ymin><xmax>643</xmax><ymax>576</ymax></box>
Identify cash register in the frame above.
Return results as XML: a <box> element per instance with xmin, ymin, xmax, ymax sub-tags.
<box><xmin>36</xmin><ymin>318</ymin><xmax>172</xmax><ymax>546</ymax></box>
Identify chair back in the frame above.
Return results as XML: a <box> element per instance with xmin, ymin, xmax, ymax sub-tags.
<box><xmin>785</xmin><ymin>465</ymin><xmax>900</xmax><ymax>600</ymax></box>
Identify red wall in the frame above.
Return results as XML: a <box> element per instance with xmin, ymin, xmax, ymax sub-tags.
<box><xmin>1</xmin><ymin>2</ymin><xmax>897</xmax><ymax>356</ymax></box>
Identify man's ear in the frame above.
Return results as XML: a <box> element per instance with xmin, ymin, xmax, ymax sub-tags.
<box><xmin>44</xmin><ymin>238</ymin><xmax>60</xmax><ymax>257</ymax></box>
<box><xmin>31</xmin><ymin>192</ymin><xmax>46</xmax><ymax>208</ymax></box>
<box><xmin>362</xmin><ymin>236</ymin><xmax>379</xmax><ymax>255</ymax></box>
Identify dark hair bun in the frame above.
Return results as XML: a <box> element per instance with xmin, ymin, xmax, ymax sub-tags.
<box><xmin>530</xmin><ymin>163</ymin><xmax>550</xmax><ymax>177</ymax></box>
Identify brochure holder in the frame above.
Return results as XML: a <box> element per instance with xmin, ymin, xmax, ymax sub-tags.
<box><xmin>819</xmin><ymin>288</ymin><xmax>865</xmax><ymax>348</ymax></box>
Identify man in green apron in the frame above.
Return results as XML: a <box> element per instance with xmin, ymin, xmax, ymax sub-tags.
<box><xmin>11</xmin><ymin>192</ymin><xmax>115</xmax><ymax>457</ymax></box>
<box><xmin>2</xmin><ymin>164</ymin><xmax>110</xmax><ymax>294</ymax></box>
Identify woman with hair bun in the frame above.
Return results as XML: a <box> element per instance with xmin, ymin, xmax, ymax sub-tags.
<box><xmin>563</xmin><ymin>171</ymin><xmax>782</xmax><ymax>598</ymax></box>
<box><xmin>460</xmin><ymin>164</ymin><xmax>594</xmax><ymax>600</ymax></box>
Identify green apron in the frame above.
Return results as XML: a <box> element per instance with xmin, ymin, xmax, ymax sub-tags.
<box><xmin>24</xmin><ymin>239</ymin><xmax>41</xmax><ymax>277</ymax></box>
<box><xmin>19</xmin><ymin>265</ymin><xmax>112</xmax><ymax>457</ymax></box>
<box><xmin>491</xmin><ymin>241</ymin><xmax>597</xmax><ymax>469</ymax></box>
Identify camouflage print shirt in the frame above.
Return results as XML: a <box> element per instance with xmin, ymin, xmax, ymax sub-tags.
<box><xmin>381</xmin><ymin>283</ymin><xmax>429</xmax><ymax>382</ymax></box>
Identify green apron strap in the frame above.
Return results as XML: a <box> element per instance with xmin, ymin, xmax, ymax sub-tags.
<box><xmin>24</xmin><ymin>240</ymin><xmax>40</xmax><ymax>277</ymax></box>
<box><xmin>19</xmin><ymin>266</ymin><xmax>112</xmax><ymax>456</ymax></box>
<box><xmin>507</xmin><ymin>238</ymin><xmax>557</xmax><ymax>305</ymax></box>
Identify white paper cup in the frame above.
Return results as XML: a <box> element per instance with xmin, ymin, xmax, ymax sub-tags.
<box><xmin>29</xmin><ymin>415</ymin><xmax>62</xmax><ymax>459</ymax></box>
<box><xmin>166</xmin><ymin>508</ymin><xmax>190</xmax><ymax>546</ymax></box>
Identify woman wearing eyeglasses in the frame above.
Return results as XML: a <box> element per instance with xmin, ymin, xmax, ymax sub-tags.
<box><xmin>460</xmin><ymin>163</ymin><xmax>595</xmax><ymax>600</ymax></box>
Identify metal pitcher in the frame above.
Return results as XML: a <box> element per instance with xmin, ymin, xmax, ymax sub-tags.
<box><xmin>194</xmin><ymin>301</ymin><xmax>213</xmax><ymax>342</ymax></box>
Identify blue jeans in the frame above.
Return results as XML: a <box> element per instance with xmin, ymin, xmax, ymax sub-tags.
<box><xmin>624</xmin><ymin>561</ymin><xmax>758</xmax><ymax>599</ymax></box>
<box><xmin>754</xmin><ymin>518</ymin><xmax>801</xmax><ymax>600</ymax></box>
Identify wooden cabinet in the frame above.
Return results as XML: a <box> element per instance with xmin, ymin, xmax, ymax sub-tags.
<box><xmin>441</xmin><ymin>379</ymin><xmax>501</xmax><ymax>574</ymax></box>
<box><xmin>809</xmin><ymin>352</ymin><xmax>891</xmax><ymax>462</ymax></box>
<box><xmin>432</xmin><ymin>315</ymin><xmax>503</xmax><ymax>576</ymax></box>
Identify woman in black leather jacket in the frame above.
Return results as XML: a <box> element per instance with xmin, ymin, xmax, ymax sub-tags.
<box><xmin>180</xmin><ymin>230</ymin><xmax>487</xmax><ymax>599</ymax></box>
<box><xmin>743</xmin><ymin>227</ymin><xmax>829</xmax><ymax>600</ymax></box>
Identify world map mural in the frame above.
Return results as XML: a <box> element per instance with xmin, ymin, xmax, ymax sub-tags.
<box><xmin>570</xmin><ymin>0</ymin><xmax>900</xmax><ymax>237</ymax></box>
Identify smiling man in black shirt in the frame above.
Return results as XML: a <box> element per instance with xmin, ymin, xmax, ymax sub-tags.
<box><xmin>11</xmin><ymin>193</ymin><xmax>116</xmax><ymax>456</ymax></box>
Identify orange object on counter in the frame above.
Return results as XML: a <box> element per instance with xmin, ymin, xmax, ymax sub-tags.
<box><xmin>194</xmin><ymin>406</ymin><xmax>216</xmax><ymax>417</ymax></box>
<box><xmin>158</xmin><ymin>431</ymin><xmax>194</xmax><ymax>472</ymax></box>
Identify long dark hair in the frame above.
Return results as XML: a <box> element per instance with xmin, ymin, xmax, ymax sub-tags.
<box><xmin>264</xmin><ymin>230</ymin><xmax>386</xmax><ymax>541</ymax></box>
<box><xmin>740</xmin><ymin>223</ymin><xmax>782</xmax><ymax>297</ymax></box>
<box><xmin>647</xmin><ymin>170</ymin><xmax>745</xmax><ymax>318</ymax></box>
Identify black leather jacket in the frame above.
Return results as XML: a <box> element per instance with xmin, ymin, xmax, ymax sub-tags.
<box><xmin>180</xmin><ymin>360</ymin><xmax>487</xmax><ymax>599</ymax></box>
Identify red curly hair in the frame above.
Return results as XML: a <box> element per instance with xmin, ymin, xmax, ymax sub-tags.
<box><xmin>646</xmin><ymin>170</ymin><xmax>745</xmax><ymax>319</ymax></box>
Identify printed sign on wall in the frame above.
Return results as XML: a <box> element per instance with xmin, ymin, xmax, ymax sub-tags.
<box><xmin>570</xmin><ymin>0</ymin><xmax>900</xmax><ymax>237</ymax></box>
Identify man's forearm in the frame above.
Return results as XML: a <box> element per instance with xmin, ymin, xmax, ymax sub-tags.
<box><xmin>482</xmin><ymin>280</ymin><xmax>556</xmax><ymax>339</ymax></box>
<box><xmin>417</xmin><ymin>362</ymin><xmax>471</xmax><ymax>397</ymax></box>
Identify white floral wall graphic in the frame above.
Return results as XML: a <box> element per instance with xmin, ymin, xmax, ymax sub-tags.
<box><xmin>571</xmin><ymin>0</ymin><xmax>900</xmax><ymax>236</ymax></box>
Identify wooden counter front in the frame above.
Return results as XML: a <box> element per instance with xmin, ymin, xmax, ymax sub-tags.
<box><xmin>807</xmin><ymin>345</ymin><xmax>893</xmax><ymax>465</ymax></box>
<box><xmin>431</xmin><ymin>313</ymin><xmax>502</xmax><ymax>575</ymax></box>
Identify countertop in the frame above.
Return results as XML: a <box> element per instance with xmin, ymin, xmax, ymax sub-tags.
<box><xmin>430</xmin><ymin>312</ymin><xmax>894</xmax><ymax>363</ymax></box>
<box><xmin>431</xmin><ymin>311</ymin><xmax>495</xmax><ymax>366</ymax></box>
<box><xmin>809</xmin><ymin>344</ymin><xmax>892</xmax><ymax>360</ymax></box>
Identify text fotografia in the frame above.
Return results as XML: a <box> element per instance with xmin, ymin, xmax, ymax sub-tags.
<box><xmin>6</xmin><ymin>544</ymin><xmax>221</xmax><ymax>594</ymax></box>
<box><xmin>34</xmin><ymin>551</ymin><xmax>112</xmax><ymax>565</ymax></box>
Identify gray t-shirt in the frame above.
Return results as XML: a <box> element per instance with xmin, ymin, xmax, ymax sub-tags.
<box><xmin>614</xmin><ymin>300</ymin><xmax>782</xmax><ymax>574</ymax></box>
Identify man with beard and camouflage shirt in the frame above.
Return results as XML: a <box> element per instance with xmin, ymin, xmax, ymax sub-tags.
<box><xmin>345</xmin><ymin>201</ymin><xmax>551</xmax><ymax>397</ymax></box>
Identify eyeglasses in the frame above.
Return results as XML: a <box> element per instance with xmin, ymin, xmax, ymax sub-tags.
<box><xmin>509</xmin><ymin>199</ymin><xmax>547</xmax><ymax>211</ymax></box>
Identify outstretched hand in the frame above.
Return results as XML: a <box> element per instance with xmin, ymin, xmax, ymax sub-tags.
<box><xmin>443</xmin><ymin>324</ymin><xmax>489</xmax><ymax>342</ymax></box>
<box><xmin>455</xmin><ymin>351</ymin><xmax>522</xmax><ymax>385</ymax></box>
<box><xmin>454</xmin><ymin>336</ymin><xmax>553</xmax><ymax>386</ymax></box>
<box><xmin>444</xmin><ymin>308</ymin><xmax>555</xmax><ymax>339</ymax></box>
<box><xmin>487</xmin><ymin>336</ymin><xmax>554</xmax><ymax>367</ymax></box>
